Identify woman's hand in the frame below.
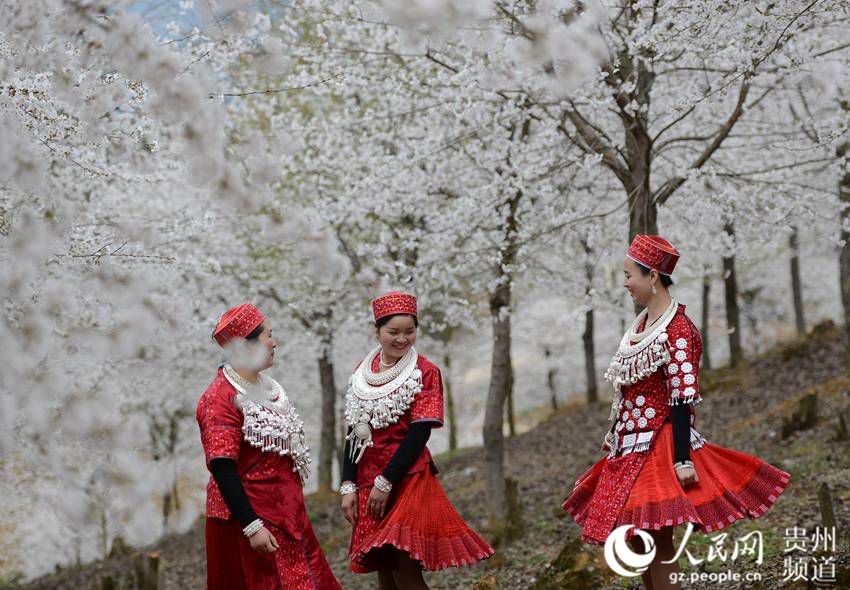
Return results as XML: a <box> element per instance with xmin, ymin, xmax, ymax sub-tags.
<box><xmin>249</xmin><ymin>526</ymin><xmax>279</xmax><ymax>553</ymax></box>
<box><xmin>341</xmin><ymin>491</ymin><xmax>359</xmax><ymax>525</ymax></box>
<box><xmin>366</xmin><ymin>485</ymin><xmax>390</xmax><ymax>519</ymax></box>
<box><xmin>600</xmin><ymin>432</ymin><xmax>614</xmax><ymax>453</ymax></box>
<box><xmin>675</xmin><ymin>464</ymin><xmax>699</xmax><ymax>487</ymax></box>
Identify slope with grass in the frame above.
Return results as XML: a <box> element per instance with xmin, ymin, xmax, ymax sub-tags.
<box><xmin>6</xmin><ymin>322</ymin><xmax>849</xmax><ymax>590</ymax></box>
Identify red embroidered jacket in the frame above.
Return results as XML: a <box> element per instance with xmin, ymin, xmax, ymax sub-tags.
<box><xmin>609</xmin><ymin>304</ymin><xmax>705</xmax><ymax>457</ymax></box>
<box><xmin>196</xmin><ymin>367</ymin><xmax>308</xmax><ymax>540</ymax></box>
<box><xmin>354</xmin><ymin>354</ymin><xmax>445</xmax><ymax>487</ymax></box>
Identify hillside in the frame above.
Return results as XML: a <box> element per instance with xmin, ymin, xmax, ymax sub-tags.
<box><xmin>7</xmin><ymin>322</ymin><xmax>850</xmax><ymax>590</ymax></box>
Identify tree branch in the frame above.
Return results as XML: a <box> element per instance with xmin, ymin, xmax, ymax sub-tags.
<box><xmin>653</xmin><ymin>77</ymin><xmax>750</xmax><ymax>206</ymax></box>
<box><xmin>212</xmin><ymin>73</ymin><xmax>345</xmax><ymax>98</ymax></box>
<box><xmin>559</xmin><ymin>107</ymin><xmax>630</xmax><ymax>186</ymax></box>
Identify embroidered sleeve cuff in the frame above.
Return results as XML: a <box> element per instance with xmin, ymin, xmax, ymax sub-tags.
<box><xmin>202</xmin><ymin>427</ymin><xmax>241</xmax><ymax>466</ymax></box>
<box><xmin>411</xmin><ymin>417</ymin><xmax>443</xmax><ymax>426</ymax></box>
<box><xmin>409</xmin><ymin>366</ymin><xmax>445</xmax><ymax>424</ymax></box>
<box><xmin>668</xmin><ymin>391</ymin><xmax>702</xmax><ymax>406</ymax></box>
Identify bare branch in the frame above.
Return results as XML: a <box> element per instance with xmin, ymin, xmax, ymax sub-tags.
<box><xmin>212</xmin><ymin>73</ymin><xmax>344</xmax><ymax>98</ymax></box>
<box><xmin>716</xmin><ymin>155</ymin><xmax>836</xmax><ymax>178</ymax></box>
<box><xmin>559</xmin><ymin>107</ymin><xmax>630</xmax><ymax>186</ymax></box>
<box><xmin>653</xmin><ymin>78</ymin><xmax>750</xmax><ymax>206</ymax></box>
<box><xmin>651</xmin><ymin>104</ymin><xmax>697</xmax><ymax>145</ymax></box>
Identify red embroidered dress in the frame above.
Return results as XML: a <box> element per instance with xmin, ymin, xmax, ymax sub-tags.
<box><xmin>562</xmin><ymin>303</ymin><xmax>790</xmax><ymax>545</ymax></box>
<box><xmin>197</xmin><ymin>367</ymin><xmax>342</xmax><ymax>590</ymax></box>
<box><xmin>346</xmin><ymin>352</ymin><xmax>495</xmax><ymax>572</ymax></box>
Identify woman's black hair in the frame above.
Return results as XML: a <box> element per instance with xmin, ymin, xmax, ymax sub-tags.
<box><xmin>245</xmin><ymin>323</ymin><xmax>265</xmax><ymax>340</ymax></box>
<box><xmin>375</xmin><ymin>313</ymin><xmax>419</xmax><ymax>329</ymax></box>
<box><xmin>635</xmin><ymin>261</ymin><xmax>674</xmax><ymax>287</ymax></box>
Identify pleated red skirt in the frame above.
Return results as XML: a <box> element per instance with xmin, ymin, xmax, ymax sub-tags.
<box><xmin>349</xmin><ymin>467</ymin><xmax>495</xmax><ymax>572</ymax></box>
<box><xmin>205</xmin><ymin>517</ymin><xmax>342</xmax><ymax>590</ymax></box>
<box><xmin>564</xmin><ymin>422</ymin><xmax>790</xmax><ymax>541</ymax></box>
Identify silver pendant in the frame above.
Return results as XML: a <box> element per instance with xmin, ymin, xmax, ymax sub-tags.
<box><xmin>353</xmin><ymin>422</ymin><xmax>371</xmax><ymax>440</ymax></box>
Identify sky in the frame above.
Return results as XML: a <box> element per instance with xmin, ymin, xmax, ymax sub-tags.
<box><xmin>128</xmin><ymin>0</ymin><xmax>206</xmax><ymax>38</ymax></box>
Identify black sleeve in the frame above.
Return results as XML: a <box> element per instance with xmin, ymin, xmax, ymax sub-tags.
<box><xmin>209</xmin><ymin>458</ymin><xmax>259</xmax><ymax>527</ymax></box>
<box><xmin>671</xmin><ymin>404</ymin><xmax>692</xmax><ymax>464</ymax></box>
<box><xmin>342</xmin><ymin>427</ymin><xmax>358</xmax><ymax>483</ymax></box>
<box><xmin>381</xmin><ymin>422</ymin><xmax>433</xmax><ymax>484</ymax></box>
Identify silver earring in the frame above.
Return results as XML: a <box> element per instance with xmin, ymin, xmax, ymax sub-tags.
<box><xmin>651</xmin><ymin>284</ymin><xmax>657</xmax><ymax>295</ymax></box>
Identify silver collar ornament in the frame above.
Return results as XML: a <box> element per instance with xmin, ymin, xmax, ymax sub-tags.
<box><xmin>222</xmin><ymin>364</ymin><xmax>311</xmax><ymax>484</ymax></box>
<box><xmin>603</xmin><ymin>298</ymin><xmax>678</xmax><ymax>421</ymax></box>
<box><xmin>344</xmin><ymin>346</ymin><xmax>423</xmax><ymax>464</ymax></box>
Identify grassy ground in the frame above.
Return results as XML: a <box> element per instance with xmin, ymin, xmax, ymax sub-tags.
<box><xmin>6</xmin><ymin>322</ymin><xmax>849</xmax><ymax>590</ymax></box>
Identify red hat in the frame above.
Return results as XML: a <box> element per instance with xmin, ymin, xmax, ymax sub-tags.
<box><xmin>213</xmin><ymin>303</ymin><xmax>265</xmax><ymax>347</ymax></box>
<box><xmin>627</xmin><ymin>235</ymin><xmax>680</xmax><ymax>276</ymax></box>
<box><xmin>371</xmin><ymin>291</ymin><xmax>417</xmax><ymax>322</ymax></box>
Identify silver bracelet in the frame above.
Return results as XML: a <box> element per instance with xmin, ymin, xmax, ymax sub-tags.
<box><xmin>339</xmin><ymin>481</ymin><xmax>358</xmax><ymax>496</ymax></box>
<box><xmin>674</xmin><ymin>460</ymin><xmax>694</xmax><ymax>471</ymax></box>
<box><xmin>374</xmin><ymin>474</ymin><xmax>393</xmax><ymax>493</ymax></box>
<box><xmin>242</xmin><ymin>518</ymin><xmax>264</xmax><ymax>538</ymax></box>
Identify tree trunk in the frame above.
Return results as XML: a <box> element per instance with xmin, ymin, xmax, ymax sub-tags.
<box><xmin>583</xmin><ymin>306</ymin><xmax>597</xmax><ymax>404</ymax></box>
<box><xmin>506</xmin><ymin>361</ymin><xmax>516</xmax><ymax>437</ymax></box>
<box><xmin>628</xmin><ymin>182</ymin><xmax>658</xmax><ymax>242</ymax></box>
<box><xmin>582</xmin><ymin>239</ymin><xmax>598</xmax><ymax>403</ymax></box>
<box><xmin>839</xmin><ymin>143</ymin><xmax>850</xmax><ymax>373</ymax></box>
<box><xmin>623</xmin><ymin>46</ymin><xmax>658</xmax><ymax>243</ymax></box>
<box><xmin>818</xmin><ymin>483</ymin><xmax>836</xmax><ymax>531</ymax></box>
<box><xmin>152</xmin><ymin>411</ymin><xmax>182</xmax><ymax>531</ymax></box>
<box><xmin>133</xmin><ymin>552</ymin><xmax>161</xmax><ymax>590</ymax></box>
<box><xmin>628</xmin><ymin>166</ymin><xmax>655</xmax><ymax>321</ymax></box>
<box><xmin>168</xmin><ymin>415</ymin><xmax>180</xmax><ymax>514</ymax></box>
<box><xmin>625</xmin><ymin>93</ymin><xmax>658</xmax><ymax>313</ymax></box>
<box><xmin>443</xmin><ymin>352</ymin><xmax>458</xmax><ymax>451</ymax></box>
<box><xmin>790</xmin><ymin>226</ymin><xmax>806</xmax><ymax>336</ymax></box>
<box><xmin>701</xmin><ymin>271</ymin><xmax>712</xmax><ymax>371</ymax></box>
<box><xmin>483</xmin><ymin>187</ymin><xmax>521</xmax><ymax>542</ymax></box>
<box><xmin>484</xmin><ymin>278</ymin><xmax>513</xmax><ymax>537</ymax></box>
<box><xmin>722</xmin><ymin>223</ymin><xmax>744</xmax><ymax>367</ymax></box>
<box><xmin>100</xmin><ymin>509</ymin><xmax>108</xmax><ymax>559</ymax></box>
<box><xmin>741</xmin><ymin>289</ymin><xmax>761</xmax><ymax>354</ymax></box>
<box><xmin>317</xmin><ymin>331</ymin><xmax>338</xmax><ymax>494</ymax></box>
<box><xmin>627</xmin><ymin>155</ymin><xmax>656</xmax><ymax>318</ymax></box>
<box><xmin>544</xmin><ymin>346</ymin><xmax>558</xmax><ymax>411</ymax></box>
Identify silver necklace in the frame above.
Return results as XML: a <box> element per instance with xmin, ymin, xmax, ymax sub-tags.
<box><xmin>221</xmin><ymin>364</ymin><xmax>312</xmax><ymax>483</ymax></box>
<box><xmin>223</xmin><ymin>365</ymin><xmax>269</xmax><ymax>397</ymax></box>
<box><xmin>379</xmin><ymin>350</ymin><xmax>399</xmax><ymax>369</ymax></box>
<box><xmin>344</xmin><ymin>346</ymin><xmax>423</xmax><ymax>463</ymax></box>
<box><xmin>626</xmin><ymin>297</ymin><xmax>678</xmax><ymax>347</ymax></box>
<box><xmin>362</xmin><ymin>345</ymin><xmax>417</xmax><ymax>386</ymax></box>
<box><xmin>604</xmin><ymin>299</ymin><xmax>678</xmax><ymax>421</ymax></box>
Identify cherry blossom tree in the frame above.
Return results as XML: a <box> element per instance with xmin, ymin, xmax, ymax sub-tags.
<box><xmin>0</xmin><ymin>0</ymin><xmax>284</xmax><ymax>574</ymax></box>
<box><xmin>4</xmin><ymin>0</ymin><xmax>850</xmax><ymax>579</ymax></box>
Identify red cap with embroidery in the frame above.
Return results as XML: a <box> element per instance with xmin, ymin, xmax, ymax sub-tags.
<box><xmin>627</xmin><ymin>234</ymin><xmax>680</xmax><ymax>276</ymax></box>
<box><xmin>212</xmin><ymin>303</ymin><xmax>265</xmax><ymax>346</ymax></box>
<box><xmin>371</xmin><ymin>291</ymin><xmax>417</xmax><ymax>322</ymax></box>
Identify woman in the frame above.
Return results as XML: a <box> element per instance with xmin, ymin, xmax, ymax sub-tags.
<box><xmin>196</xmin><ymin>302</ymin><xmax>342</xmax><ymax>590</ymax></box>
<box><xmin>562</xmin><ymin>236</ymin><xmax>791</xmax><ymax>589</ymax></box>
<box><xmin>340</xmin><ymin>292</ymin><xmax>495</xmax><ymax>589</ymax></box>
